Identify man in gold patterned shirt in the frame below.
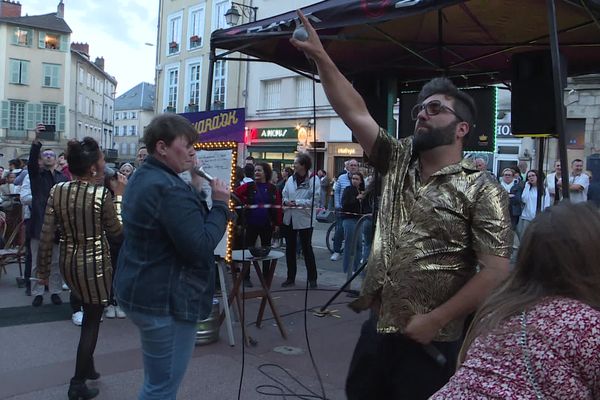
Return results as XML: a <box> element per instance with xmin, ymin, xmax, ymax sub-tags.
<box><xmin>291</xmin><ymin>11</ymin><xmax>512</xmax><ymax>400</ymax></box>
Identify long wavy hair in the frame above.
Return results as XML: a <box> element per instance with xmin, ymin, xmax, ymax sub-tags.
<box><xmin>459</xmin><ymin>202</ymin><xmax>600</xmax><ymax>363</ymax></box>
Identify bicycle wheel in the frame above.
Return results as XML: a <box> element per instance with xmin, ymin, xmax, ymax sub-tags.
<box><xmin>326</xmin><ymin>222</ymin><xmax>335</xmax><ymax>253</ymax></box>
<box><xmin>326</xmin><ymin>222</ymin><xmax>343</xmax><ymax>254</ymax></box>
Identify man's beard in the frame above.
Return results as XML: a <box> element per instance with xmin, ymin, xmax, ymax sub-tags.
<box><xmin>412</xmin><ymin>121</ymin><xmax>458</xmax><ymax>154</ymax></box>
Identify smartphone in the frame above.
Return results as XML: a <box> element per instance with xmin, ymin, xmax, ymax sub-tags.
<box><xmin>43</xmin><ymin>124</ymin><xmax>56</xmax><ymax>132</ymax></box>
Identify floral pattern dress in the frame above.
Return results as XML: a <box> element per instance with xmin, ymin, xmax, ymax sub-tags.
<box><xmin>431</xmin><ymin>297</ymin><xmax>600</xmax><ymax>399</ymax></box>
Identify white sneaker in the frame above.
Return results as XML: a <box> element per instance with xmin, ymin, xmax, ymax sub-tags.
<box><xmin>62</xmin><ymin>282</ymin><xmax>69</xmax><ymax>290</ymax></box>
<box><xmin>115</xmin><ymin>306</ymin><xmax>126</xmax><ymax>319</ymax></box>
<box><xmin>330</xmin><ymin>252</ymin><xmax>341</xmax><ymax>261</ymax></box>
<box><xmin>105</xmin><ymin>305</ymin><xmax>116</xmax><ymax>319</ymax></box>
<box><xmin>72</xmin><ymin>311</ymin><xmax>83</xmax><ymax>326</ymax></box>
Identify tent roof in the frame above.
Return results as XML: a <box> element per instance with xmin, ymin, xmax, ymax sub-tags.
<box><xmin>211</xmin><ymin>0</ymin><xmax>600</xmax><ymax>87</ymax></box>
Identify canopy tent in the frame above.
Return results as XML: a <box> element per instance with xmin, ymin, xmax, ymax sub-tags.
<box><xmin>210</xmin><ymin>0</ymin><xmax>600</xmax><ymax>87</ymax></box>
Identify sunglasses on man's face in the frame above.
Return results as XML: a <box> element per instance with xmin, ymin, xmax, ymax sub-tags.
<box><xmin>42</xmin><ymin>151</ymin><xmax>56</xmax><ymax>158</ymax></box>
<box><xmin>411</xmin><ymin>100</ymin><xmax>465</xmax><ymax>122</ymax></box>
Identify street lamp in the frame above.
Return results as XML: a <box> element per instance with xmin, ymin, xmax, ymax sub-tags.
<box><xmin>224</xmin><ymin>2</ymin><xmax>258</xmax><ymax>26</ymax></box>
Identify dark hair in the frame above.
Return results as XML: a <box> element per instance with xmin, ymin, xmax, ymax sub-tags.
<box><xmin>234</xmin><ymin>166</ymin><xmax>244</xmax><ymax>188</ymax></box>
<box><xmin>526</xmin><ymin>169</ymin><xmax>545</xmax><ymax>191</ymax></box>
<box><xmin>283</xmin><ymin>167</ymin><xmax>293</xmax><ymax>178</ymax></box>
<box><xmin>58</xmin><ymin>152</ymin><xmax>65</xmax><ymax>158</ymax></box>
<box><xmin>295</xmin><ymin>152</ymin><xmax>312</xmax><ymax>171</ymax></box>
<box><xmin>243</xmin><ymin>164</ymin><xmax>255</xmax><ymax>178</ymax></box>
<box><xmin>143</xmin><ymin>114</ymin><xmax>197</xmax><ymax>154</ymax></box>
<box><xmin>255</xmin><ymin>162</ymin><xmax>272</xmax><ymax>182</ymax></box>
<box><xmin>350</xmin><ymin>171</ymin><xmax>365</xmax><ymax>191</ymax></box>
<box><xmin>9</xmin><ymin>159</ymin><xmax>21</xmax><ymax>169</ymax></box>
<box><xmin>460</xmin><ymin>202</ymin><xmax>600</xmax><ymax>362</ymax></box>
<box><xmin>417</xmin><ymin>77</ymin><xmax>477</xmax><ymax>133</ymax></box>
<box><xmin>66</xmin><ymin>137</ymin><xmax>102</xmax><ymax>177</ymax></box>
<box><xmin>572</xmin><ymin>159</ymin><xmax>583</xmax><ymax>165</ymax></box>
<box><xmin>245</xmin><ymin>156</ymin><xmax>255</xmax><ymax>162</ymax></box>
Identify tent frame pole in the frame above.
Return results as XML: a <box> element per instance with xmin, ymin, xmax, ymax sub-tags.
<box><xmin>546</xmin><ymin>0</ymin><xmax>570</xmax><ymax>200</ymax></box>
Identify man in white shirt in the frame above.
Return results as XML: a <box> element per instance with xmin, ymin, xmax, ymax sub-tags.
<box><xmin>568</xmin><ymin>159</ymin><xmax>589</xmax><ymax>204</ymax></box>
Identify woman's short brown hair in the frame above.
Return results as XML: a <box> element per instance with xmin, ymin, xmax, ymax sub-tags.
<box><xmin>143</xmin><ymin>114</ymin><xmax>198</xmax><ymax>154</ymax></box>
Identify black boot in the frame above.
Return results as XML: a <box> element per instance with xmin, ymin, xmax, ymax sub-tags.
<box><xmin>67</xmin><ymin>379</ymin><xmax>99</xmax><ymax>400</ymax></box>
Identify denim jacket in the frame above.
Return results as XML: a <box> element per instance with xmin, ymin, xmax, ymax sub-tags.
<box><xmin>114</xmin><ymin>156</ymin><xmax>229</xmax><ymax>322</ymax></box>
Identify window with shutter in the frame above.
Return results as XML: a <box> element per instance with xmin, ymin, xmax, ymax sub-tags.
<box><xmin>42</xmin><ymin>63</ymin><xmax>60</xmax><ymax>88</ymax></box>
<box><xmin>57</xmin><ymin>106</ymin><xmax>66</xmax><ymax>132</ymax></box>
<box><xmin>0</xmin><ymin>101</ymin><xmax>10</xmax><ymax>129</ymax></box>
<box><xmin>9</xmin><ymin>59</ymin><xmax>29</xmax><ymax>85</ymax></box>
<box><xmin>12</xmin><ymin>27</ymin><xmax>32</xmax><ymax>46</ymax></box>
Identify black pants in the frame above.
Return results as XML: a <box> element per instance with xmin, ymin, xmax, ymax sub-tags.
<box><xmin>245</xmin><ymin>224</ymin><xmax>273</xmax><ymax>276</ymax></box>
<box><xmin>73</xmin><ymin>303</ymin><xmax>104</xmax><ymax>382</ymax></box>
<box><xmin>346</xmin><ymin>314</ymin><xmax>460</xmax><ymax>400</ymax></box>
<box><xmin>282</xmin><ymin>224</ymin><xmax>317</xmax><ymax>282</ymax></box>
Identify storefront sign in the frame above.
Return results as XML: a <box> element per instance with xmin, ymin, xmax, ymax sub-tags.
<box><xmin>496</xmin><ymin>123</ymin><xmax>514</xmax><ymax>137</ymax></box>
<box><xmin>337</xmin><ymin>147</ymin><xmax>356</xmax><ymax>155</ymax></box>
<box><xmin>254</xmin><ymin>127</ymin><xmax>297</xmax><ymax>140</ymax></box>
<box><xmin>181</xmin><ymin>108</ymin><xmax>245</xmax><ymax>143</ymax></box>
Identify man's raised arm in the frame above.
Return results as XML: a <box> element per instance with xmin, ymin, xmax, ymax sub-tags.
<box><xmin>290</xmin><ymin>10</ymin><xmax>380</xmax><ymax>156</ymax></box>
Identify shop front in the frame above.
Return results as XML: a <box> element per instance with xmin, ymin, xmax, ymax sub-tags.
<box><xmin>327</xmin><ymin>143</ymin><xmax>364</xmax><ymax>178</ymax></box>
<box><xmin>247</xmin><ymin>127</ymin><xmax>299</xmax><ymax>172</ymax></box>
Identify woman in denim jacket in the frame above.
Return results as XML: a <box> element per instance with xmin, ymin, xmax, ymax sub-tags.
<box><xmin>114</xmin><ymin>114</ymin><xmax>230</xmax><ymax>400</ymax></box>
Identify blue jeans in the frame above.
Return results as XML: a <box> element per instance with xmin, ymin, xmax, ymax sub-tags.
<box><xmin>362</xmin><ymin>217</ymin><xmax>373</xmax><ymax>263</ymax></box>
<box><xmin>127</xmin><ymin>310</ymin><xmax>198</xmax><ymax>400</ymax></box>
<box><xmin>342</xmin><ymin>218</ymin><xmax>362</xmax><ymax>273</ymax></box>
<box><xmin>333</xmin><ymin>209</ymin><xmax>345</xmax><ymax>253</ymax></box>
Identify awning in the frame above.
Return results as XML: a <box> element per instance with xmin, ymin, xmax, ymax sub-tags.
<box><xmin>211</xmin><ymin>0</ymin><xmax>600</xmax><ymax>88</ymax></box>
<box><xmin>247</xmin><ymin>145</ymin><xmax>298</xmax><ymax>153</ymax></box>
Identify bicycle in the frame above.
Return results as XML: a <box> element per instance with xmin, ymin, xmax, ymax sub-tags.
<box><xmin>325</xmin><ymin>218</ymin><xmax>343</xmax><ymax>254</ymax></box>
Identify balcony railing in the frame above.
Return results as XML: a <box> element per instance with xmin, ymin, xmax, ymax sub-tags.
<box><xmin>6</xmin><ymin>130</ymin><xmax>27</xmax><ymax>139</ymax></box>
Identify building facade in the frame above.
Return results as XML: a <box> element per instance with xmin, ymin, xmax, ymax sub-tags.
<box><xmin>154</xmin><ymin>0</ymin><xmax>362</xmax><ymax>176</ymax></box>
<box><xmin>0</xmin><ymin>0</ymin><xmax>71</xmax><ymax>160</ymax></box>
<box><xmin>114</xmin><ymin>82</ymin><xmax>155</xmax><ymax>163</ymax></box>
<box><xmin>70</xmin><ymin>42</ymin><xmax>117</xmax><ymax>156</ymax></box>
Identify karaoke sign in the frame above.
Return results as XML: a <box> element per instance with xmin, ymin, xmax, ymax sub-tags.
<box><xmin>181</xmin><ymin>108</ymin><xmax>245</xmax><ymax>143</ymax></box>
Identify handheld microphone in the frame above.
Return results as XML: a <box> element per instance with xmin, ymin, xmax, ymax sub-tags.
<box><xmin>192</xmin><ymin>166</ymin><xmax>214</xmax><ymax>181</ymax></box>
<box><xmin>293</xmin><ymin>25</ymin><xmax>309</xmax><ymax>41</ymax></box>
<box><xmin>193</xmin><ymin>166</ymin><xmax>242</xmax><ymax>204</ymax></box>
<box><xmin>104</xmin><ymin>166</ymin><xmax>117</xmax><ymax>179</ymax></box>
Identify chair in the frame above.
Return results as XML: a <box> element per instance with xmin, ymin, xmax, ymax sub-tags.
<box><xmin>0</xmin><ymin>220</ymin><xmax>26</xmax><ymax>280</ymax></box>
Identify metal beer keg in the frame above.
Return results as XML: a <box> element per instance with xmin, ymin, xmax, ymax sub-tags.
<box><xmin>195</xmin><ymin>298</ymin><xmax>220</xmax><ymax>345</ymax></box>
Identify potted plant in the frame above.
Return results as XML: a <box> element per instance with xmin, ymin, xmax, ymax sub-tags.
<box><xmin>190</xmin><ymin>35</ymin><xmax>201</xmax><ymax>43</ymax></box>
<box><xmin>169</xmin><ymin>41</ymin><xmax>178</xmax><ymax>49</ymax></box>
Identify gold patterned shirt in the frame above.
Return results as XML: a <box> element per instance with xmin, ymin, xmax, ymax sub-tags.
<box><xmin>350</xmin><ymin>128</ymin><xmax>512</xmax><ymax>341</ymax></box>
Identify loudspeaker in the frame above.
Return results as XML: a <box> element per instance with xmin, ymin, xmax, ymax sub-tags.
<box><xmin>511</xmin><ymin>51</ymin><xmax>567</xmax><ymax>137</ymax></box>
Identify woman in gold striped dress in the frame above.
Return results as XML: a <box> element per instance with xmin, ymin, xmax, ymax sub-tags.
<box><xmin>36</xmin><ymin>137</ymin><xmax>126</xmax><ymax>400</ymax></box>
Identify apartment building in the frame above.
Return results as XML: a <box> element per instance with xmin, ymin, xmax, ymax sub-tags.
<box><xmin>154</xmin><ymin>0</ymin><xmax>360</xmax><ymax>174</ymax></box>
<box><xmin>0</xmin><ymin>0</ymin><xmax>71</xmax><ymax>160</ymax></box>
<box><xmin>70</xmin><ymin>42</ymin><xmax>117</xmax><ymax>155</ymax></box>
<box><xmin>114</xmin><ymin>82</ymin><xmax>155</xmax><ymax>163</ymax></box>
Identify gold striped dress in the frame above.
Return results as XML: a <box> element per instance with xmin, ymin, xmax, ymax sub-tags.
<box><xmin>37</xmin><ymin>181</ymin><xmax>122</xmax><ymax>305</ymax></box>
